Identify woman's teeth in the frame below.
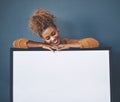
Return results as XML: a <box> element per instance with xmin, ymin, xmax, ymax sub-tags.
<box><xmin>54</xmin><ymin>39</ymin><xmax>58</xmax><ymax>44</ymax></box>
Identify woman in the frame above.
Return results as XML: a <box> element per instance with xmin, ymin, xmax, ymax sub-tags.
<box><xmin>13</xmin><ymin>9</ymin><xmax>99</xmax><ymax>51</ymax></box>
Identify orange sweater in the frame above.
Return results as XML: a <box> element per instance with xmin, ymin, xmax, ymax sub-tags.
<box><xmin>62</xmin><ymin>38</ymin><xmax>99</xmax><ymax>48</ymax></box>
<box><xmin>13</xmin><ymin>38</ymin><xmax>99</xmax><ymax>48</ymax></box>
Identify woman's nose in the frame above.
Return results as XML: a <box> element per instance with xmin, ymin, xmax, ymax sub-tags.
<box><xmin>51</xmin><ymin>36</ymin><xmax>55</xmax><ymax>41</ymax></box>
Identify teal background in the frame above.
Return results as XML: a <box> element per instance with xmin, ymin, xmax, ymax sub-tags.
<box><xmin>0</xmin><ymin>0</ymin><xmax>120</xmax><ymax>102</ymax></box>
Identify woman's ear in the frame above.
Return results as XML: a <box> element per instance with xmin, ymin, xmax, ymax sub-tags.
<box><xmin>38</xmin><ymin>34</ymin><xmax>44</xmax><ymax>41</ymax></box>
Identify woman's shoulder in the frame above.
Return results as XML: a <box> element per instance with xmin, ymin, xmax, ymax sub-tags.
<box><xmin>13</xmin><ymin>38</ymin><xmax>29</xmax><ymax>48</ymax></box>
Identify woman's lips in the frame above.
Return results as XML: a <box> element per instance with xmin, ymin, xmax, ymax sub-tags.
<box><xmin>54</xmin><ymin>39</ymin><xmax>58</xmax><ymax>44</ymax></box>
<box><xmin>53</xmin><ymin>39</ymin><xmax>60</xmax><ymax>45</ymax></box>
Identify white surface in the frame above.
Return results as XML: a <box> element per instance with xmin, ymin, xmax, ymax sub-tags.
<box><xmin>13</xmin><ymin>50</ymin><xmax>110</xmax><ymax>102</ymax></box>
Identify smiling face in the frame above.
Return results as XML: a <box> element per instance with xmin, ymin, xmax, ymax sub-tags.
<box><xmin>41</xmin><ymin>26</ymin><xmax>61</xmax><ymax>46</ymax></box>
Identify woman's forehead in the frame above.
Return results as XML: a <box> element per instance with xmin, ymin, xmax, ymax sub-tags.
<box><xmin>42</xmin><ymin>26</ymin><xmax>57</xmax><ymax>37</ymax></box>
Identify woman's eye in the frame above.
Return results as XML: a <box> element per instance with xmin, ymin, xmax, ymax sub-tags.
<box><xmin>51</xmin><ymin>32</ymin><xmax>56</xmax><ymax>36</ymax></box>
<box><xmin>46</xmin><ymin>36</ymin><xmax>50</xmax><ymax>40</ymax></box>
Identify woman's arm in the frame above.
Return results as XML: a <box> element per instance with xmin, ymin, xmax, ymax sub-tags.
<box><xmin>13</xmin><ymin>38</ymin><xmax>54</xmax><ymax>51</ymax></box>
<box><xmin>78</xmin><ymin>37</ymin><xmax>99</xmax><ymax>48</ymax></box>
<box><xmin>57</xmin><ymin>37</ymin><xmax>99</xmax><ymax>50</ymax></box>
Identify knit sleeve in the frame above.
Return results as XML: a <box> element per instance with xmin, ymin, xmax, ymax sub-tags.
<box><xmin>63</xmin><ymin>37</ymin><xmax>99</xmax><ymax>48</ymax></box>
<box><xmin>13</xmin><ymin>38</ymin><xmax>29</xmax><ymax>48</ymax></box>
<box><xmin>78</xmin><ymin>38</ymin><xmax>99</xmax><ymax>48</ymax></box>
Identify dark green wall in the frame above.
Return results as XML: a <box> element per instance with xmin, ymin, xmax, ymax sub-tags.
<box><xmin>0</xmin><ymin>0</ymin><xmax>120</xmax><ymax>102</ymax></box>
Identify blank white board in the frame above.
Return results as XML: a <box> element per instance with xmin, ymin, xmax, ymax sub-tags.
<box><xmin>11</xmin><ymin>49</ymin><xmax>111</xmax><ymax>102</ymax></box>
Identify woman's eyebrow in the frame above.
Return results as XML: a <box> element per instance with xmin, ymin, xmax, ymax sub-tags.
<box><xmin>50</xmin><ymin>30</ymin><xmax>55</xmax><ymax>35</ymax></box>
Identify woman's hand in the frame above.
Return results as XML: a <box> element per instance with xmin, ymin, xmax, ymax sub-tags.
<box><xmin>54</xmin><ymin>43</ymin><xmax>81</xmax><ymax>51</ymax></box>
<box><xmin>42</xmin><ymin>44</ymin><xmax>55</xmax><ymax>51</ymax></box>
<box><xmin>42</xmin><ymin>43</ymin><xmax>81</xmax><ymax>51</ymax></box>
<box><xmin>55</xmin><ymin>44</ymin><xmax>71</xmax><ymax>50</ymax></box>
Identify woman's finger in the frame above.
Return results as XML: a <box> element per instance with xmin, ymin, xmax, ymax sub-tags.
<box><xmin>42</xmin><ymin>46</ymin><xmax>54</xmax><ymax>51</ymax></box>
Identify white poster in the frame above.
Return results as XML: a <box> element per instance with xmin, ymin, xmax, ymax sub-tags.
<box><xmin>12</xmin><ymin>50</ymin><xmax>111</xmax><ymax>102</ymax></box>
